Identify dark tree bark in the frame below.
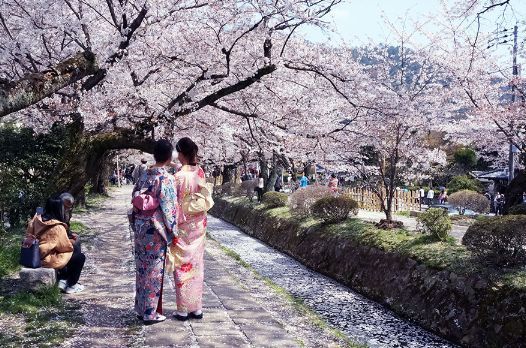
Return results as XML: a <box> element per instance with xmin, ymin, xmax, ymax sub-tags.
<box><xmin>221</xmin><ymin>165</ymin><xmax>236</xmax><ymax>184</ymax></box>
<box><xmin>90</xmin><ymin>151</ymin><xmax>112</xmax><ymax>194</ymax></box>
<box><xmin>0</xmin><ymin>52</ymin><xmax>98</xmax><ymax>117</ymax></box>
<box><xmin>49</xmin><ymin>115</ymin><xmax>155</xmax><ymax>199</ymax></box>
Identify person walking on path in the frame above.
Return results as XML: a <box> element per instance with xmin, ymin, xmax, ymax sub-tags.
<box><xmin>494</xmin><ymin>193</ymin><xmax>505</xmax><ymax>216</ymax></box>
<box><xmin>172</xmin><ymin>137</ymin><xmax>207</xmax><ymax>321</ymax></box>
<box><xmin>426</xmin><ymin>188</ymin><xmax>435</xmax><ymax>205</ymax></box>
<box><xmin>256</xmin><ymin>174</ymin><xmax>264</xmax><ymax>202</ymax></box>
<box><xmin>328</xmin><ymin>173</ymin><xmax>338</xmax><ymax>193</ymax></box>
<box><xmin>26</xmin><ymin>197</ymin><xmax>86</xmax><ymax>294</ymax></box>
<box><xmin>132</xmin><ymin>158</ymin><xmax>149</xmax><ymax>184</ymax></box>
<box><xmin>132</xmin><ymin>140</ymin><xmax>177</xmax><ymax>324</ymax></box>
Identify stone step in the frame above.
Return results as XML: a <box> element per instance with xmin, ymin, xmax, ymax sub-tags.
<box><xmin>19</xmin><ymin>267</ymin><xmax>57</xmax><ymax>290</ymax></box>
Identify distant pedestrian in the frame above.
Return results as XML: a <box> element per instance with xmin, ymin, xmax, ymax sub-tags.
<box><xmin>132</xmin><ymin>158</ymin><xmax>148</xmax><ymax>184</ymax></box>
<box><xmin>523</xmin><ymin>192</ymin><xmax>526</xmax><ymax>204</ymax></box>
<box><xmin>495</xmin><ymin>193</ymin><xmax>505</xmax><ymax>216</ymax></box>
<box><xmin>328</xmin><ymin>173</ymin><xmax>338</xmax><ymax>192</ymax></box>
<box><xmin>426</xmin><ymin>188</ymin><xmax>435</xmax><ymax>205</ymax></box>
<box><xmin>438</xmin><ymin>190</ymin><xmax>447</xmax><ymax>204</ymax></box>
<box><xmin>256</xmin><ymin>174</ymin><xmax>264</xmax><ymax>202</ymax></box>
<box><xmin>299</xmin><ymin>173</ymin><xmax>309</xmax><ymax>188</ymax></box>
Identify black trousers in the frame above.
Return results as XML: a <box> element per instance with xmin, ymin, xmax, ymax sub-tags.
<box><xmin>256</xmin><ymin>188</ymin><xmax>263</xmax><ymax>202</ymax></box>
<box><xmin>59</xmin><ymin>249</ymin><xmax>86</xmax><ymax>286</ymax></box>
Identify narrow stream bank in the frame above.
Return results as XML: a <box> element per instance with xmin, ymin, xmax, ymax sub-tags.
<box><xmin>207</xmin><ymin>215</ymin><xmax>456</xmax><ymax>348</ymax></box>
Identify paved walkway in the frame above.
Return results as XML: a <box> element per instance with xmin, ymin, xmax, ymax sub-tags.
<box><xmin>62</xmin><ymin>187</ymin><xmax>345</xmax><ymax>347</ymax></box>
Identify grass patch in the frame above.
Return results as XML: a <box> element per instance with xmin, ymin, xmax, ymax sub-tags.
<box><xmin>0</xmin><ymin>286</ymin><xmax>62</xmax><ymax>315</ymax></box>
<box><xmin>0</xmin><ymin>286</ymin><xmax>83</xmax><ymax>347</ymax></box>
<box><xmin>0</xmin><ymin>227</ymin><xmax>23</xmax><ymax>278</ymax></box>
<box><xmin>395</xmin><ymin>210</ymin><xmax>411</xmax><ymax>217</ymax></box>
<box><xmin>74</xmin><ymin>193</ymin><xmax>108</xmax><ymax>213</ymax></box>
<box><xmin>69</xmin><ymin>221</ymin><xmax>88</xmax><ymax>235</ymax></box>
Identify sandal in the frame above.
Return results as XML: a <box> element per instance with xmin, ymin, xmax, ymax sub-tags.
<box><xmin>143</xmin><ymin>314</ymin><xmax>166</xmax><ymax>325</ymax></box>
<box><xmin>189</xmin><ymin>312</ymin><xmax>203</xmax><ymax>319</ymax></box>
<box><xmin>173</xmin><ymin>313</ymin><xmax>189</xmax><ymax>321</ymax></box>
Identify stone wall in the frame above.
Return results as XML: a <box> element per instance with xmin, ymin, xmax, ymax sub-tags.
<box><xmin>210</xmin><ymin>198</ymin><xmax>526</xmax><ymax>348</ymax></box>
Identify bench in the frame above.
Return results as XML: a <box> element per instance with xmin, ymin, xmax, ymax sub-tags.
<box><xmin>19</xmin><ymin>267</ymin><xmax>56</xmax><ymax>290</ymax></box>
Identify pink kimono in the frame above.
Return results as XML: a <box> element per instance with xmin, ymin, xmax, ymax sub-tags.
<box><xmin>173</xmin><ymin>165</ymin><xmax>207</xmax><ymax>313</ymax></box>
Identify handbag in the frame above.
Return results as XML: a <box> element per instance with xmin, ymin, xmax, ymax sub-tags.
<box><xmin>182</xmin><ymin>181</ymin><xmax>214</xmax><ymax>215</ymax></box>
<box><xmin>19</xmin><ymin>236</ymin><xmax>41</xmax><ymax>268</ymax></box>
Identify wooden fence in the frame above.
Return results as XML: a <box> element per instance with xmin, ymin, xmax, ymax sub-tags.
<box><xmin>344</xmin><ymin>187</ymin><xmax>422</xmax><ymax>212</ymax></box>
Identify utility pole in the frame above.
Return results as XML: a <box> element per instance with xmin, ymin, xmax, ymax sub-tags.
<box><xmin>508</xmin><ymin>25</ymin><xmax>518</xmax><ymax>184</ymax></box>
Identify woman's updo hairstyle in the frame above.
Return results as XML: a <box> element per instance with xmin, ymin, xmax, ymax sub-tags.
<box><xmin>153</xmin><ymin>139</ymin><xmax>174</xmax><ymax>163</ymax></box>
<box><xmin>176</xmin><ymin>137</ymin><xmax>198</xmax><ymax>165</ymax></box>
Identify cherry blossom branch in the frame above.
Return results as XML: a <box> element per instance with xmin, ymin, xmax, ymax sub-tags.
<box><xmin>0</xmin><ymin>51</ymin><xmax>98</xmax><ymax>117</ymax></box>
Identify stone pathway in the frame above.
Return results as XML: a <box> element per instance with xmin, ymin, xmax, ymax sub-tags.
<box><xmin>62</xmin><ymin>187</ymin><xmax>346</xmax><ymax>347</ymax></box>
<box><xmin>207</xmin><ymin>216</ymin><xmax>457</xmax><ymax>348</ymax></box>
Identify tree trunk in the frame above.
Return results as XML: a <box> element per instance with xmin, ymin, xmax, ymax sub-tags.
<box><xmin>90</xmin><ymin>152</ymin><xmax>112</xmax><ymax>194</ymax></box>
<box><xmin>0</xmin><ymin>52</ymin><xmax>98</xmax><ymax>117</ymax></box>
<box><xmin>221</xmin><ymin>165</ymin><xmax>236</xmax><ymax>184</ymax></box>
<box><xmin>49</xmin><ymin>117</ymin><xmax>155</xmax><ymax>199</ymax></box>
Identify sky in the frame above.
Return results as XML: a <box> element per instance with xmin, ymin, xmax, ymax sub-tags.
<box><xmin>302</xmin><ymin>0</ymin><xmax>444</xmax><ymax>45</ymax></box>
<box><xmin>302</xmin><ymin>0</ymin><xmax>526</xmax><ymax>48</ymax></box>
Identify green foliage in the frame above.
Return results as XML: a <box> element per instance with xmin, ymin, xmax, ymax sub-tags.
<box><xmin>0</xmin><ymin>123</ymin><xmax>68</xmax><ymax>226</ymax></box>
<box><xmin>0</xmin><ymin>227</ymin><xmax>24</xmax><ymax>278</ymax></box>
<box><xmin>508</xmin><ymin>204</ymin><xmax>526</xmax><ymax>215</ymax></box>
<box><xmin>447</xmin><ymin>175</ymin><xmax>482</xmax><ymax>195</ymax></box>
<box><xmin>463</xmin><ymin>215</ymin><xmax>526</xmax><ymax>266</ymax></box>
<box><xmin>0</xmin><ymin>286</ymin><xmax>62</xmax><ymax>315</ymax></box>
<box><xmin>0</xmin><ymin>286</ymin><xmax>83</xmax><ymax>347</ymax></box>
<box><xmin>453</xmin><ymin>147</ymin><xmax>477</xmax><ymax>169</ymax></box>
<box><xmin>311</xmin><ymin>195</ymin><xmax>358</xmax><ymax>224</ymax></box>
<box><xmin>262</xmin><ymin>191</ymin><xmax>288</xmax><ymax>209</ymax></box>
<box><xmin>448</xmin><ymin>190</ymin><xmax>490</xmax><ymax>213</ymax></box>
<box><xmin>417</xmin><ymin>208</ymin><xmax>452</xmax><ymax>241</ymax></box>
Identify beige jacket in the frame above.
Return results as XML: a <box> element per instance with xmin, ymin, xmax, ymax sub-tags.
<box><xmin>26</xmin><ymin>215</ymin><xmax>73</xmax><ymax>269</ymax></box>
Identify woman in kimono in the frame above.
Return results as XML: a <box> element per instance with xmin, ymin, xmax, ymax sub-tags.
<box><xmin>132</xmin><ymin>139</ymin><xmax>177</xmax><ymax>324</ymax></box>
<box><xmin>172</xmin><ymin>137</ymin><xmax>207</xmax><ymax>320</ymax></box>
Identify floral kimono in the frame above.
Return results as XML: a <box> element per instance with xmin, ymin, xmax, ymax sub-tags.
<box><xmin>172</xmin><ymin>165</ymin><xmax>207</xmax><ymax>313</ymax></box>
<box><xmin>132</xmin><ymin>167</ymin><xmax>177</xmax><ymax>320</ymax></box>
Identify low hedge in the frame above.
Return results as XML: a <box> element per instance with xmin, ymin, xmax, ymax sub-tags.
<box><xmin>462</xmin><ymin>215</ymin><xmax>526</xmax><ymax>266</ymax></box>
<box><xmin>311</xmin><ymin>194</ymin><xmax>358</xmax><ymax>224</ymax></box>
<box><xmin>508</xmin><ymin>204</ymin><xmax>526</xmax><ymax>215</ymax></box>
<box><xmin>417</xmin><ymin>208</ymin><xmax>452</xmax><ymax>241</ymax></box>
<box><xmin>262</xmin><ymin>191</ymin><xmax>288</xmax><ymax>209</ymax></box>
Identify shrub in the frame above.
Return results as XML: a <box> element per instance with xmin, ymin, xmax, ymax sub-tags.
<box><xmin>463</xmin><ymin>215</ymin><xmax>526</xmax><ymax>266</ymax></box>
<box><xmin>447</xmin><ymin>175</ymin><xmax>482</xmax><ymax>195</ymax></box>
<box><xmin>311</xmin><ymin>195</ymin><xmax>358</xmax><ymax>224</ymax></box>
<box><xmin>453</xmin><ymin>147</ymin><xmax>477</xmax><ymax>169</ymax></box>
<box><xmin>417</xmin><ymin>208</ymin><xmax>452</xmax><ymax>241</ymax></box>
<box><xmin>508</xmin><ymin>204</ymin><xmax>526</xmax><ymax>215</ymax></box>
<box><xmin>288</xmin><ymin>185</ymin><xmax>334</xmax><ymax>217</ymax></box>
<box><xmin>262</xmin><ymin>192</ymin><xmax>288</xmax><ymax>209</ymax></box>
<box><xmin>448</xmin><ymin>190</ymin><xmax>489</xmax><ymax>214</ymax></box>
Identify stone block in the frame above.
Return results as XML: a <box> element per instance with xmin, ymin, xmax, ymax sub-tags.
<box><xmin>19</xmin><ymin>267</ymin><xmax>56</xmax><ymax>290</ymax></box>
